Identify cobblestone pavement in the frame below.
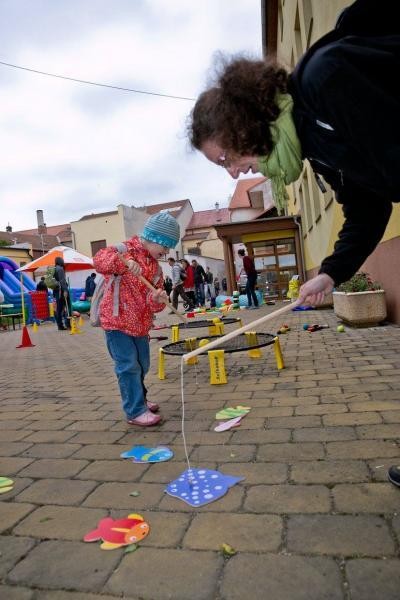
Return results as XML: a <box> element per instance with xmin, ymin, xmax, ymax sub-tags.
<box><xmin>0</xmin><ymin>304</ymin><xmax>399</xmax><ymax>600</ymax></box>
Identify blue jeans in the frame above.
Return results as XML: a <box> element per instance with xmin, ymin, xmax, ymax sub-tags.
<box><xmin>195</xmin><ymin>283</ymin><xmax>205</xmax><ymax>306</ymax></box>
<box><xmin>246</xmin><ymin>273</ymin><xmax>259</xmax><ymax>307</ymax></box>
<box><xmin>105</xmin><ymin>330</ymin><xmax>150</xmax><ymax>419</ymax></box>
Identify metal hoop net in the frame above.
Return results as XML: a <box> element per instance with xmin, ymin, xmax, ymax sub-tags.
<box><xmin>170</xmin><ymin>317</ymin><xmax>241</xmax><ymax>329</ymax></box>
<box><xmin>161</xmin><ymin>332</ymin><xmax>276</xmax><ymax>356</ymax></box>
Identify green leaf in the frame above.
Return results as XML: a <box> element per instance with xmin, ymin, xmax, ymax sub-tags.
<box><xmin>39</xmin><ymin>517</ymin><xmax>53</xmax><ymax>523</ymax></box>
<box><xmin>220</xmin><ymin>543</ymin><xmax>237</xmax><ymax>558</ymax></box>
<box><xmin>124</xmin><ymin>543</ymin><xmax>138</xmax><ymax>554</ymax></box>
<box><xmin>129</xmin><ymin>491</ymin><xmax>140</xmax><ymax>497</ymax></box>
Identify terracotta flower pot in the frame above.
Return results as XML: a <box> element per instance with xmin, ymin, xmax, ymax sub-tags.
<box><xmin>333</xmin><ymin>290</ymin><xmax>386</xmax><ymax>326</ymax></box>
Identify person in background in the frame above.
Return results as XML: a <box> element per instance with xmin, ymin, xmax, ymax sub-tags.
<box><xmin>85</xmin><ymin>272</ymin><xmax>97</xmax><ymax>301</ymax></box>
<box><xmin>191</xmin><ymin>259</ymin><xmax>206</xmax><ymax>307</ymax></box>
<box><xmin>181</xmin><ymin>259</ymin><xmax>196</xmax><ymax>308</ymax></box>
<box><xmin>94</xmin><ymin>212</ymin><xmax>178</xmax><ymax>427</ymax></box>
<box><xmin>204</xmin><ymin>266</ymin><xmax>213</xmax><ymax>300</ymax></box>
<box><xmin>168</xmin><ymin>257</ymin><xmax>195</xmax><ymax>312</ymax></box>
<box><xmin>163</xmin><ymin>275</ymin><xmax>173</xmax><ymax>299</ymax></box>
<box><xmin>238</xmin><ymin>249</ymin><xmax>259</xmax><ymax>309</ymax></box>
<box><xmin>214</xmin><ymin>276</ymin><xmax>220</xmax><ymax>296</ymax></box>
<box><xmin>54</xmin><ymin>257</ymin><xmax>72</xmax><ymax>330</ymax></box>
<box><xmin>36</xmin><ymin>277</ymin><xmax>48</xmax><ymax>292</ymax></box>
<box><xmin>221</xmin><ymin>277</ymin><xmax>227</xmax><ymax>292</ymax></box>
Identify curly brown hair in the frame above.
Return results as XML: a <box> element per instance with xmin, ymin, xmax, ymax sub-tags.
<box><xmin>188</xmin><ymin>56</ymin><xmax>288</xmax><ymax>156</ymax></box>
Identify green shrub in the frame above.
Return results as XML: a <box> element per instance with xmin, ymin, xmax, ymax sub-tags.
<box><xmin>336</xmin><ymin>272</ymin><xmax>381</xmax><ymax>293</ymax></box>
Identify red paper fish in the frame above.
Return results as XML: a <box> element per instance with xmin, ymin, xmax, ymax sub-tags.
<box><xmin>84</xmin><ymin>513</ymin><xmax>150</xmax><ymax>550</ymax></box>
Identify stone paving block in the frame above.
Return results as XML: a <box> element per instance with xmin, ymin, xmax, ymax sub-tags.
<box><xmin>380</xmin><ymin>410</ymin><xmax>400</xmax><ymax>423</ymax></box>
<box><xmin>245</xmin><ymin>484</ymin><xmax>331</xmax><ymax>513</ymax></box>
<box><xmin>18</xmin><ymin>459</ymin><xmax>89</xmax><ymax>479</ymax></box>
<box><xmin>221</xmin><ymin>553</ymin><xmax>343</xmax><ymax>600</ymax></box>
<box><xmin>0</xmin><ymin>457</ymin><xmax>34</xmax><ymax>475</ymax></box>
<box><xmin>21</xmin><ymin>443</ymin><xmax>82</xmax><ymax>459</ymax></box>
<box><xmin>62</xmin><ymin>431</ymin><xmax>126</xmax><ymax>445</ymax></box>
<box><xmin>257</xmin><ymin>442</ymin><xmax>325</xmax><ymax>462</ymax></box>
<box><xmin>0</xmin><ymin>586</ymin><xmax>33</xmax><ymax>600</ymax></box>
<box><xmin>116</xmin><ymin>431</ymin><xmax>177</xmax><ymax>445</ymax></box>
<box><xmin>65</xmin><ymin>420</ymin><xmax>115</xmax><ymax>432</ymax></box>
<box><xmin>346</xmin><ymin>558</ymin><xmax>400</xmax><ymax>600</ymax></box>
<box><xmin>7</xmin><ymin>540</ymin><xmax>120</xmax><ymax>593</ymax></box>
<box><xmin>83</xmin><ymin>482</ymin><xmax>165</xmax><ymax>509</ymax></box>
<box><xmin>190</xmin><ymin>444</ymin><xmax>256</xmax><ymax>462</ymax></box>
<box><xmin>223</xmin><ymin>462</ymin><xmax>288</xmax><ymax>484</ymax></box>
<box><xmin>249</xmin><ymin>406</ymin><xmax>293</xmax><ymax>418</ymax></box>
<box><xmin>271</xmin><ymin>395</ymin><xmax>320</xmax><ymax>406</ymax></box>
<box><xmin>140</xmin><ymin>461</ymin><xmax>216</xmax><ymax>484</ymax></box>
<box><xmin>295</xmin><ymin>403</ymin><xmax>348</xmax><ymax>416</ymax></box>
<box><xmin>0</xmin><ymin>420</ymin><xmax>29</xmax><ymax>430</ymax></box>
<box><xmin>71</xmin><ymin>444</ymin><xmax>125</xmax><ymax>460</ymax></box>
<box><xmin>293</xmin><ymin>426</ymin><xmax>356</xmax><ymax>442</ymax></box>
<box><xmin>37</xmin><ymin>592</ymin><xmax>131</xmax><ymax>600</ymax></box>
<box><xmin>172</xmin><ymin>431</ymin><xmax>231</xmax><ymax>444</ymax></box>
<box><xmin>333</xmin><ymin>482</ymin><xmax>400</xmax><ymax>513</ymax></box>
<box><xmin>349</xmin><ymin>400</ymin><xmax>400</xmax><ymax>412</ymax></box>
<box><xmin>266</xmin><ymin>415</ymin><xmax>322</xmax><ymax>428</ymax></box>
<box><xmin>230</xmin><ymin>429</ymin><xmax>291</xmax><ymax>444</ymax></box>
<box><xmin>105</xmin><ymin>547</ymin><xmax>222</xmax><ymax>600</ymax></box>
<box><xmin>0</xmin><ymin>430</ymin><xmax>32</xmax><ymax>442</ymax></box>
<box><xmin>14</xmin><ymin>505</ymin><xmax>106</xmax><ymax>540</ymax></box>
<box><xmin>183</xmin><ymin>513</ymin><xmax>282</xmax><ymax>552</ymax></box>
<box><xmin>15</xmin><ymin>478</ymin><xmax>97</xmax><ymax>506</ymax></box>
<box><xmin>24</xmin><ymin>420</ymin><xmax>74</xmax><ymax>431</ymax></box>
<box><xmin>327</xmin><ymin>440</ymin><xmax>400</xmax><ymax>459</ymax></box>
<box><xmin>393</xmin><ymin>514</ymin><xmax>400</xmax><ymax>541</ymax></box>
<box><xmin>323</xmin><ymin>412</ymin><xmax>382</xmax><ymax>426</ymax></box>
<box><xmin>291</xmin><ymin>460</ymin><xmax>370</xmax><ymax>484</ymax></box>
<box><xmin>355</xmin><ymin>423</ymin><xmax>400</xmax><ymax>440</ymax></box>
<box><xmin>22</xmin><ymin>430</ymin><xmax>77</xmax><ymax>443</ymax></box>
<box><xmin>76</xmin><ymin>459</ymin><xmax>149</xmax><ymax>482</ymax></box>
<box><xmin>0</xmin><ymin>501</ymin><xmax>35</xmax><ymax>533</ymax></box>
<box><xmin>287</xmin><ymin>514</ymin><xmax>395</xmax><ymax>556</ymax></box>
<box><xmin>159</xmin><ymin>484</ymin><xmax>244</xmax><ymax>513</ymax></box>
<box><xmin>0</xmin><ymin>535</ymin><xmax>36</xmax><ymax>577</ymax></box>
<box><xmin>0</xmin><ymin>442</ymin><xmax>33</xmax><ymax>456</ymax></box>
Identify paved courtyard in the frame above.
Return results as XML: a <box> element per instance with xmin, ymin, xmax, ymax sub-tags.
<box><xmin>0</xmin><ymin>303</ymin><xmax>400</xmax><ymax>600</ymax></box>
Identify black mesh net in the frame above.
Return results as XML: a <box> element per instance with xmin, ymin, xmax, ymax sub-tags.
<box><xmin>161</xmin><ymin>332</ymin><xmax>276</xmax><ymax>355</ymax></box>
<box><xmin>170</xmin><ymin>317</ymin><xmax>241</xmax><ymax>329</ymax></box>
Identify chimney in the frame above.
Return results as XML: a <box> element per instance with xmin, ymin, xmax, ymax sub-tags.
<box><xmin>6</xmin><ymin>223</ymin><xmax>12</xmax><ymax>232</ymax></box>
<box><xmin>215</xmin><ymin>201</ymin><xmax>221</xmax><ymax>222</ymax></box>
<box><xmin>36</xmin><ymin>210</ymin><xmax>47</xmax><ymax>235</ymax></box>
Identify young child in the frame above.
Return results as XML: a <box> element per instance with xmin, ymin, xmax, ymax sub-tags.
<box><xmin>94</xmin><ymin>212</ymin><xmax>179</xmax><ymax>427</ymax></box>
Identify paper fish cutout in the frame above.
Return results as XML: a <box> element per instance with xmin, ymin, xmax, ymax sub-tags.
<box><xmin>214</xmin><ymin>416</ymin><xmax>242</xmax><ymax>432</ymax></box>
<box><xmin>166</xmin><ymin>468</ymin><xmax>244</xmax><ymax>507</ymax></box>
<box><xmin>215</xmin><ymin>406</ymin><xmax>251</xmax><ymax>420</ymax></box>
<box><xmin>120</xmin><ymin>446</ymin><xmax>173</xmax><ymax>463</ymax></box>
<box><xmin>0</xmin><ymin>477</ymin><xmax>14</xmax><ymax>494</ymax></box>
<box><xmin>84</xmin><ymin>513</ymin><xmax>150</xmax><ymax>550</ymax></box>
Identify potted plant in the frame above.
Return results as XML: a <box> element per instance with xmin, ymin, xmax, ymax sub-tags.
<box><xmin>333</xmin><ymin>272</ymin><xmax>386</xmax><ymax>326</ymax></box>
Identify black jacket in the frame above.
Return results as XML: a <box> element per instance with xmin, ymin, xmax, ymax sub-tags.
<box><xmin>289</xmin><ymin>0</ymin><xmax>400</xmax><ymax>285</ymax></box>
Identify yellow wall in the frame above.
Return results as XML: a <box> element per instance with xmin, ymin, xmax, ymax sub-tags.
<box><xmin>71</xmin><ymin>211</ymin><xmax>125</xmax><ymax>257</ymax></box>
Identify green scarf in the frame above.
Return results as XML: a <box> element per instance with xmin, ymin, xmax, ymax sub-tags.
<box><xmin>258</xmin><ymin>93</ymin><xmax>303</xmax><ymax>215</ymax></box>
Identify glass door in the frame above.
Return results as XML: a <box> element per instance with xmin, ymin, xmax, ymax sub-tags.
<box><xmin>251</xmin><ymin>238</ymin><xmax>298</xmax><ymax>300</ymax></box>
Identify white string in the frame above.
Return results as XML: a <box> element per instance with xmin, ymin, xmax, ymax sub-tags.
<box><xmin>180</xmin><ymin>357</ymin><xmax>192</xmax><ymax>474</ymax></box>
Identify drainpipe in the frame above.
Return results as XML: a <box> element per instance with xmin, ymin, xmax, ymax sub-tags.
<box><xmin>293</xmin><ymin>215</ymin><xmax>306</xmax><ymax>282</ymax></box>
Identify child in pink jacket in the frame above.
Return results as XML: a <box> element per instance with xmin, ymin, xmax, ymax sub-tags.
<box><xmin>94</xmin><ymin>212</ymin><xmax>180</xmax><ymax>427</ymax></box>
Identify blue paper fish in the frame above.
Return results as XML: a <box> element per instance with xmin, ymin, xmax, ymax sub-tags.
<box><xmin>166</xmin><ymin>468</ymin><xmax>244</xmax><ymax>507</ymax></box>
<box><xmin>120</xmin><ymin>446</ymin><xmax>173</xmax><ymax>463</ymax></box>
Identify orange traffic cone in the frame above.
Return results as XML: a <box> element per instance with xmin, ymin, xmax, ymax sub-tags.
<box><xmin>16</xmin><ymin>326</ymin><xmax>35</xmax><ymax>349</ymax></box>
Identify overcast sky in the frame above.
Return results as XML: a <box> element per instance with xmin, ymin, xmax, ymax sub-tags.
<box><xmin>0</xmin><ymin>1</ymin><xmax>262</xmax><ymax>231</ymax></box>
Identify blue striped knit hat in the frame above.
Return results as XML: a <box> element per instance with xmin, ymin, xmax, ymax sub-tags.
<box><xmin>141</xmin><ymin>211</ymin><xmax>180</xmax><ymax>248</ymax></box>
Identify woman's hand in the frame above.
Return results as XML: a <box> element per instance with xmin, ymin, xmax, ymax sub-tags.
<box><xmin>298</xmin><ymin>273</ymin><xmax>334</xmax><ymax>305</ymax></box>
<box><xmin>125</xmin><ymin>259</ymin><xmax>141</xmax><ymax>276</ymax></box>
<box><xmin>151</xmin><ymin>289</ymin><xmax>169</xmax><ymax>305</ymax></box>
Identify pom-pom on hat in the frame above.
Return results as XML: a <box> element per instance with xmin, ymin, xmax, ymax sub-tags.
<box><xmin>141</xmin><ymin>211</ymin><xmax>180</xmax><ymax>249</ymax></box>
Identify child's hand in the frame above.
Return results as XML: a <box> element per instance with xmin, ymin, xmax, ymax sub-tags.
<box><xmin>151</xmin><ymin>289</ymin><xmax>169</xmax><ymax>305</ymax></box>
<box><xmin>126</xmin><ymin>259</ymin><xmax>141</xmax><ymax>276</ymax></box>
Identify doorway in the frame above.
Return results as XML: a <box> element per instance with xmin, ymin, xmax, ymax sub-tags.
<box><xmin>250</xmin><ymin>238</ymin><xmax>298</xmax><ymax>300</ymax></box>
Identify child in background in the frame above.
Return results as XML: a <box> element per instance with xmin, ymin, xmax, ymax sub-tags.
<box><xmin>94</xmin><ymin>212</ymin><xmax>180</xmax><ymax>427</ymax></box>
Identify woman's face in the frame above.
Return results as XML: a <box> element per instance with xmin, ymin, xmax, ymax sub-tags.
<box><xmin>201</xmin><ymin>139</ymin><xmax>259</xmax><ymax>179</ymax></box>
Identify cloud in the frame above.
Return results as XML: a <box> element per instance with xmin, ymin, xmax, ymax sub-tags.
<box><xmin>0</xmin><ymin>0</ymin><xmax>262</xmax><ymax>230</ymax></box>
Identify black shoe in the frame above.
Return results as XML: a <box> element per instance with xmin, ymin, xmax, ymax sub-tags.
<box><xmin>58</xmin><ymin>326</ymin><xmax>67</xmax><ymax>331</ymax></box>
<box><xmin>388</xmin><ymin>465</ymin><xmax>400</xmax><ymax>487</ymax></box>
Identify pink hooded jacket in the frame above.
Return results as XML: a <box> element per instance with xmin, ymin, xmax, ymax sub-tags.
<box><xmin>93</xmin><ymin>237</ymin><xmax>165</xmax><ymax>337</ymax></box>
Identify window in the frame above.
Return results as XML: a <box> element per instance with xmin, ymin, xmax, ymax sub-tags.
<box><xmin>188</xmin><ymin>247</ymin><xmax>201</xmax><ymax>256</ymax></box>
<box><xmin>91</xmin><ymin>240</ymin><xmax>107</xmax><ymax>256</ymax></box>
